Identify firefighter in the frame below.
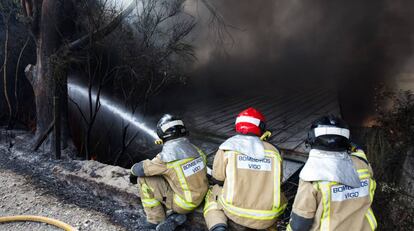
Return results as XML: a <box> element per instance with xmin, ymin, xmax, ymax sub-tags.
<box><xmin>130</xmin><ymin>114</ymin><xmax>208</xmax><ymax>231</ymax></box>
<box><xmin>287</xmin><ymin>115</ymin><xmax>377</xmax><ymax>231</ymax></box>
<box><xmin>204</xmin><ymin>107</ymin><xmax>287</xmax><ymax>231</ymax></box>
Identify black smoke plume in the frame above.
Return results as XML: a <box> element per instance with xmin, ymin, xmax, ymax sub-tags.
<box><xmin>187</xmin><ymin>0</ymin><xmax>414</xmax><ymax>125</ymax></box>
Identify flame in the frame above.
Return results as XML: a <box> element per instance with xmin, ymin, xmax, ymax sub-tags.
<box><xmin>362</xmin><ymin>116</ymin><xmax>378</xmax><ymax>127</ymax></box>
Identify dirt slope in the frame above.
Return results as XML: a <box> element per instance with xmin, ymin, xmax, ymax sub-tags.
<box><xmin>0</xmin><ymin>168</ymin><xmax>125</xmax><ymax>231</ymax></box>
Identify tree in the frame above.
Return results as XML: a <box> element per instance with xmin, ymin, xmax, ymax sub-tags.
<box><xmin>20</xmin><ymin>0</ymin><xmax>137</xmax><ymax>152</ymax></box>
<box><xmin>18</xmin><ymin>0</ymin><xmax>228</xmax><ymax>157</ymax></box>
<box><xmin>64</xmin><ymin>0</ymin><xmax>197</xmax><ymax>162</ymax></box>
<box><xmin>0</xmin><ymin>0</ymin><xmax>19</xmax><ymax>127</ymax></box>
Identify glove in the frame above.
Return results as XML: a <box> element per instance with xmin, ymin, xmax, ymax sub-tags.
<box><xmin>129</xmin><ymin>174</ymin><xmax>138</xmax><ymax>184</ymax></box>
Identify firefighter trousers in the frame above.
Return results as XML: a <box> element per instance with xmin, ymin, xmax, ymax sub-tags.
<box><xmin>138</xmin><ymin>176</ymin><xmax>175</xmax><ymax>224</ymax></box>
<box><xmin>203</xmin><ymin>185</ymin><xmax>228</xmax><ymax>230</ymax></box>
<box><xmin>203</xmin><ymin>185</ymin><xmax>278</xmax><ymax>231</ymax></box>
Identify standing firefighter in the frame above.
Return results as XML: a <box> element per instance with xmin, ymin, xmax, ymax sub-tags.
<box><xmin>204</xmin><ymin>107</ymin><xmax>287</xmax><ymax>231</ymax></box>
<box><xmin>288</xmin><ymin>115</ymin><xmax>377</xmax><ymax>231</ymax></box>
<box><xmin>130</xmin><ymin>114</ymin><xmax>208</xmax><ymax>231</ymax></box>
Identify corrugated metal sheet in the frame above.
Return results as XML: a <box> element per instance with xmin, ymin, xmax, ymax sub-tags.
<box><xmin>182</xmin><ymin>88</ymin><xmax>340</xmax><ymax>182</ymax></box>
<box><xmin>184</xmin><ymin>88</ymin><xmax>340</xmax><ymax>154</ymax></box>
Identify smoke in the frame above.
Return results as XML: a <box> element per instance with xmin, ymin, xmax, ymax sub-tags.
<box><xmin>185</xmin><ymin>0</ymin><xmax>414</xmax><ymax>124</ymax></box>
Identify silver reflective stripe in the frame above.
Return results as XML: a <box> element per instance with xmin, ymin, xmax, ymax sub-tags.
<box><xmin>173</xmin><ymin>194</ymin><xmax>196</xmax><ymax>210</ymax></box>
<box><xmin>365</xmin><ymin>208</ymin><xmax>377</xmax><ymax>230</ymax></box>
<box><xmin>314</xmin><ymin>127</ymin><xmax>350</xmax><ymax>139</ymax></box>
<box><xmin>235</xmin><ymin>116</ymin><xmax>261</xmax><ymax>126</ymax></box>
<box><xmin>271</xmin><ymin>152</ymin><xmax>281</xmax><ymax>208</ymax></box>
<box><xmin>161</xmin><ymin>120</ymin><xmax>184</xmax><ymax>132</ymax></box>
<box><xmin>142</xmin><ymin>199</ymin><xmax>161</xmax><ymax>207</ymax></box>
<box><xmin>219</xmin><ymin>196</ymin><xmax>285</xmax><ymax>220</ymax></box>
<box><xmin>225</xmin><ymin>152</ymin><xmax>235</xmax><ymax>204</ymax></box>
<box><xmin>174</xmin><ymin>165</ymin><xmax>192</xmax><ymax>202</ymax></box>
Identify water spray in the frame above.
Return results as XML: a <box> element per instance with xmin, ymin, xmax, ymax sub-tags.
<box><xmin>68</xmin><ymin>82</ymin><xmax>159</xmax><ymax>140</ymax></box>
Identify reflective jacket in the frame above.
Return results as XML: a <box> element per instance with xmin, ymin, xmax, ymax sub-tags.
<box><xmin>131</xmin><ymin>147</ymin><xmax>208</xmax><ymax>212</ymax></box>
<box><xmin>212</xmin><ymin>141</ymin><xmax>287</xmax><ymax>229</ymax></box>
<box><xmin>288</xmin><ymin>150</ymin><xmax>377</xmax><ymax>231</ymax></box>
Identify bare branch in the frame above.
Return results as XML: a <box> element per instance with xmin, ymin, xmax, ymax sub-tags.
<box><xmin>2</xmin><ymin>14</ymin><xmax>13</xmax><ymax>126</ymax></box>
<box><xmin>14</xmin><ymin>36</ymin><xmax>31</xmax><ymax>118</ymax></box>
<box><xmin>199</xmin><ymin>0</ymin><xmax>235</xmax><ymax>50</ymax></box>
<box><xmin>68</xmin><ymin>0</ymin><xmax>137</xmax><ymax>50</ymax></box>
<box><xmin>34</xmin><ymin>121</ymin><xmax>54</xmax><ymax>151</ymax></box>
<box><xmin>68</xmin><ymin>97</ymin><xmax>88</xmax><ymax>124</ymax></box>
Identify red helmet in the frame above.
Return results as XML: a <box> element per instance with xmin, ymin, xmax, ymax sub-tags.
<box><xmin>235</xmin><ymin>107</ymin><xmax>266</xmax><ymax>136</ymax></box>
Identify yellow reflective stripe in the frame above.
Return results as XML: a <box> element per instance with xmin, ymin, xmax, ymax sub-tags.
<box><xmin>141</xmin><ymin>183</ymin><xmax>152</xmax><ymax>198</ymax></box>
<box><xmin>174</xmin><ymin>194</ymin><xmax>197</xmax><ymax>211</ymax></box>
<box><xmin>195</xmin><ymin>146</ymin><xmax>207</xmax><ymax>164</ymax></box>
<box><xmin>173</xmin><ymin>165</ymin><xmax>192</xmax><ymax>202</ymax></box>
<box><xmin>265</xmin><ymin>149</ymin><xmax>282</xmax><ymax>161</ymax></box>
<box><xmin>369</xmin><ymin>208</ymin><xmax>377</xmax><ymax>229</ymax></box>
<box><xmin>358</xmin><ymin>169</ymin><xmax>371</xmax><ymax>179</ymax></box>
<box><xmin>319</xmin><ymin>182</ymin><xmax>333</xmax><ymax>231</ymax></box>
<box><xmin>369</xmin><ymin>179</ymin><xmax>376</xmax><ymax>202</ymax></box>
<box><xmin>166</xmin><ymin>158</ymin><xmax>192</xmax><ymax>168</ymax></box>
<box><xmin>359</xmin><ymin>174</ymin><xmax>371</xmax><ymax>179</ymax></box>
<box><xmin>219</xmin><ymin>196</ymin><xmax>286</xmax><ymax>220</ymax></box>
<box><xmin>313</xmin><ymin>182</ymin><xmax>319</xmax><ymax>191</ymax></box>
<box><xmin>357</xmin><ymin>169</ymin><xmax>369</xmax><ymax>173</ymax></box>
<box><xmin>203</xmin><ymin>189</ymin><xmax>215</xmax><ymax>215</ymax></box>
<box><xmin>352</xmin><ymin>151</ymin><xmax>368</xmax><ymax>161</ymax></box>
<box><xmin>286</xmin><ymin>224</ymin><xmax>293</xmax><ymax>231</ymax></box>
<box><xmin>365</xmin><ymin>208</ymin><xmax>377</xmax><ymax>230</ymax></box>
<box><xmin>142</xmin><ymin>198</ymin><xmax>161</xmax><ymax>208</ymax></box>
<box><xmin>166</xmin><ymin>158</ymin><xmax>193</xmax><ymax>202</ymax></box>
<box><xmin>225</xmin><ymin>151</ymin><xmax>235</xmax><ymax>205</ymax></box>
<box><xmin>266</xmin><ymin>148</ymin><xmax>283</xmax><ymax>208</ymax></box>
<box><xmin>203</xmin><ymin>202</ymin><xmax>218</xmax><ymax>216</ymax></box>
<box><xmin>271</xmin><ymin>154</ymin><xmax>281</xmax><ymax>208</ymax></box>
<box><xmin>359</xmin><ymin>174</ymin><xmax>370</xmax><ymax>179</ymax></box>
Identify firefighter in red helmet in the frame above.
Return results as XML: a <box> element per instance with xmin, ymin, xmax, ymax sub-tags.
<box><xmin>203</xmin><ymin>107</ymin><xmax>287</xmax><ymax>231</ymax></box>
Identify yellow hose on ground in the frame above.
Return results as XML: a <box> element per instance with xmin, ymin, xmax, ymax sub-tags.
<box><xmin>0</xmin><ymin>215</ymin><xmax>76</xmax><ymax>231</ymax></box>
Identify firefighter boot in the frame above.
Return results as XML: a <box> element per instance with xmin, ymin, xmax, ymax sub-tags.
<box><xmin>140</xmin><ymin>220</ymin><xmax>158</xmax><ymax>230</ymax></box>
<box><xmin>156</xmin><ymin>214</ymin><xmax>187</xmax><ymax>231</ymax></box>
<box><xmin>210</xmin><ymin>224</ymin><xmax>227</xmax><ymax>231</ymax></box>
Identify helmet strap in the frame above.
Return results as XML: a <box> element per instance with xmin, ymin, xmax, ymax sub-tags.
<box><xmin>154</xmin><ymin>139</ymin><xmax>163</xmax><ymax>145</ymax></box>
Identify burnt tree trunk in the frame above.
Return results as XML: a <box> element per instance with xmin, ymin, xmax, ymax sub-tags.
<box><xmin>21</xmin><ymin>0</ymin><xmax>136</xmax><ymax>154</ymax></box>
<box><xmin>23</xmin><ymin>0</ymin><xmax>74</xmax><ymax>151</ymax></box>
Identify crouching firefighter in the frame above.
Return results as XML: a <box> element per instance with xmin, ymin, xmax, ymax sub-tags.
<box><xmin>130</xmin><ymin>114</ymin><xmax>209</xmax><ymax>231</ymax></box>
<box><xmin>204</xmin><ymin>107</ymin><xmax>287</xmax><ymax>231</ymax></box>
<box><xmin>288</xmin><ymin>115</ymin><xmax>377</xmax><ymax>231</ymax></box>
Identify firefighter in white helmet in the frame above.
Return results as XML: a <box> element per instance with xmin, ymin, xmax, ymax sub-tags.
<box><xmin>287</xmin><ymin>115</ymin><xmax>377</xmax><ymax>231</ymax></box>
<box><xmin>204</xmin><ymin>107</ymin><xmax>287</xmax><ymax>231</ymax></box>
<box><xmin>130</xmin><ymin>114</ymin><xmax>208</xmax><ymax>231</ymax></box>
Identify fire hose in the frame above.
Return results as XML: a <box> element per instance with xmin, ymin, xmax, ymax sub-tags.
<box><xmin>0</xmin><ymin>215</ymin><xmax>76</xmax><ymax>231</ymax></box>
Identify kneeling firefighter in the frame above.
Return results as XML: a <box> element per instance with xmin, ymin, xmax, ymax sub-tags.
<box><xmin>204</xmin><ymin>107</ymin><xmax>287</xmax><ymax>231</ymax></box>
<box><xmin>287</xmin><ymin>115</ymin><xmax>377</xmax><ymax>231</ymax></box>
<box><xmin>130</xmin><ymin>114</ymin><xmax>208</xmax><ymax>231</ymax></box>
